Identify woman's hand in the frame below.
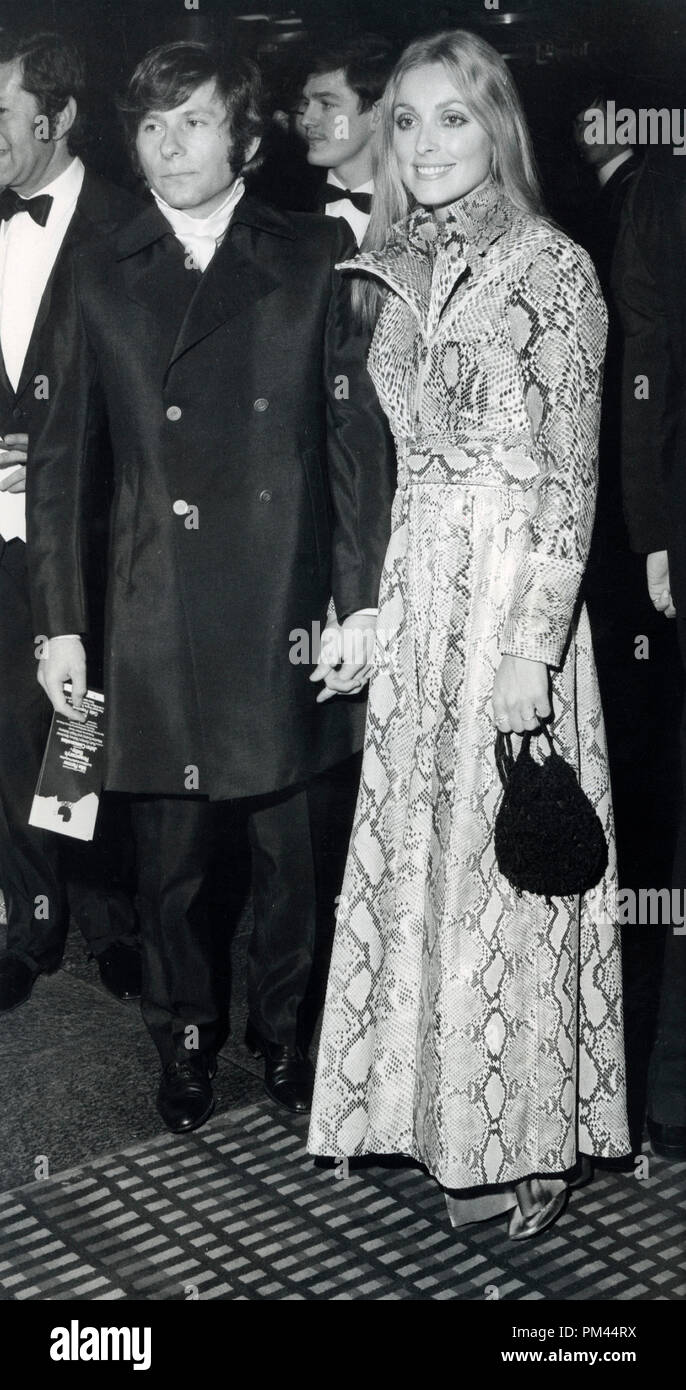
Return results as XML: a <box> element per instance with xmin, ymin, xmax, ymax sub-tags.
<box><xmin>492</xmin><ymin>655</ymin><xmax>551</xmax><ymax>734</ymax></box>
<box><xmin>310</xmin><ymin>611</ymin><xmax>376</xmax><ymax>703</ymax></box>
<box><xmin>647</xmin><ymin>551</ymin><xmax>676</xmax><ymax>618</ymax></box>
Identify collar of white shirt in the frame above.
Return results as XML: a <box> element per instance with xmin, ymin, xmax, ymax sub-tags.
<box><xmin>325</xmin><ymin>173</ymin><xmax>375</xmax><ymax>198</ymax></box>
<box><xmin>20</xmin><ymin>155</ymin><xmax>86</xmax><ymax>220</ymax></box>
<box><xmin>597</xmin><ymin>149</ymin><xmax>634</xmax><ymax>188</ymax></box>
<box><xmin>151</xmin><ymin>177</ymin><xmax>246</xmax><ymax>271</ymax></box>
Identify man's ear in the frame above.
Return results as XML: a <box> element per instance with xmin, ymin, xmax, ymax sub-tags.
<box><xmin>370</xmin><ymin>100</ymin><xmax>382</xmax><ymax>130</ymax></box>
<box><xmin>51</xmin><ymin>96</ymin><xmax>77</xmax><ymax>143</ymax></box>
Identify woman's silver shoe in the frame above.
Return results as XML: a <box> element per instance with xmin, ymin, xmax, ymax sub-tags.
<box><xmin>508</xmin><ymin>1178</ymin><xmax>569</xmax><ymax>1240</ymax></box>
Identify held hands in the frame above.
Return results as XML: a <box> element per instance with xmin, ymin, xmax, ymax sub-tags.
<box><xmin>310</xmin><ymin>611</ymin><xmax>376</xmax><ymax>703</ymax></box>
<box><xmin>492</xmin><ymin>654</ymin><xmax>551</xmax><ymax>734</ymax></box>
<box><xmin>647</xmin><ymin>551</ymin><xmax>676</xmax><ymax>619</ymax></box>
<box><xmin>0</xmin><ymin>433</ymin><xmax>28</xmax><ymax>493</ymax></box>
<box><xmin>37</xmin><ymin>636</ymin><xmax>88</xmax><ymax>722</ymax></box>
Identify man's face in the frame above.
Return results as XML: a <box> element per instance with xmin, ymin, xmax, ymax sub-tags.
<box><xmin>573</xmin><ymin>100</ymin><xmax>610</xmax><ymax>166</ymax></box>
<box><xmin>297</xmin><ymin>69</ymin><xmax>377</xmax><ymax>171</ymax></box>
<box><xmin>0</xmin><ymin>58</ymin><xmax>58</xmax><ymax>194</ymax></box>
<box><xmin>136</xmin><ymin>78</ymin><xmax>253</xmax><ymax>217</ymax></box>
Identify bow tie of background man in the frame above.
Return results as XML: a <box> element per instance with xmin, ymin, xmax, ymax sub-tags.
<box><xmin>323</xmin><ymin>184</ymin><xmax>372</xmax><ymax>214</ymax></box>
<box><xmin>0</xmin><ymin>188</ymin><xmax>53</xmax><ymax>226</ymax></box>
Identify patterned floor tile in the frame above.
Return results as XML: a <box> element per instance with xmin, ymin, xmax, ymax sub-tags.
<box><xmin>0</xmin><ymin>1102</ymin><xmax>684</xmax><ymax>1300</ymax></box>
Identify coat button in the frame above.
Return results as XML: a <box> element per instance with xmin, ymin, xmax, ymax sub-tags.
<box><xmin>172</xmin><ymin>499</ymin><xmax>188</xmax><ymax>515</ymax></box>
<box><xmin>12</xmin><ymin>406</ymin><xmax>24</xmax><ymax>420</ymax></box>
<box><xmin>253</xmin><ymin>398</ymin><xmax>269</xmax><ymax>412</ymax></box>
<box><xmin>166</xmin><ymin>405</ymin><xmax>182</xmax><ymax>421</ymax></box>
<box><xmin>258</xmin><ymin>489</ymin><xmax>272</xmax><ymax>503</ymax></box>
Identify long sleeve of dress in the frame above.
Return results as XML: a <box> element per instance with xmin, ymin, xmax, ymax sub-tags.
<box><xmin>500</xmin><ymin>240</ymin><xmax>607</xmax><ymax>666</ymax></box>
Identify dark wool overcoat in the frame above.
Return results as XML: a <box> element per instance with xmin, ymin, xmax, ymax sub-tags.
<box><xmin>27</xmin><ymin>195</ymin><xmax>395</xmax><ymax>798</ymax></box>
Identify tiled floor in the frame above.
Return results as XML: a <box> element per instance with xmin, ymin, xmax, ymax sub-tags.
<box><xmin>1</xmin><ymin>1104</ymin><xmax>684</xmax><ymax>1301</ymax></box>
<box><xmin>2</xmin><ymin>904</ymin><xmax>685</xmax><ymax>1301</ymax></box>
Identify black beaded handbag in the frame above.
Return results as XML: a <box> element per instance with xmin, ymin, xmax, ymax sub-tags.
<box><xmin>493</xmin><ymin>725</ymin><xmax>608</xmax><ymax>899</ymax></box>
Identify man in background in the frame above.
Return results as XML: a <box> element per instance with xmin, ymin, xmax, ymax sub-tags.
<box><xmin>613</xmin><ymin>148</ymin><xmax>686</xmax><ymax>1162</ymax></box>
<box><xmin>0</xmin><ymin>28</ymin><xmax>140</xmax><ymax>1014</ymax></box>
<box><xmin>572</xmin><ymin>84</ymin><xmax>643</xmax><ymax>285</ymax></box>
<box><xmin>568</xmin><ymin>80</ymin><xmax>682</xmax><ymax>1151</ymax></box>
<box><xmin>296</xmin><ymin>35</ymin><xmax>395</xmax><ymax>245</ymax></box>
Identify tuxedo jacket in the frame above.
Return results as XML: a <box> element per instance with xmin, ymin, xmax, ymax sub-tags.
<box><xmin>0</xmin><ymin>169</ymin><xmax>140</xmax><ymax>562</ymax></box>
<box><xmin>577</xmin><ymin>154</ymin><xmax>642</xmax><ymax>600</ymax></box>
<box><xmin>592</xmin><ymin>153</ymin><xmax>643</xmax><ymax>290</ymax></box>
<box><xmin>249</xmin><ymin>159</ymin><xmax>366</xmax><ymax>244</ymax></box>
<box><xmin>27</xmin><ymin>195</ymin><xmax>396</xmax><ymax>800</ymax></box>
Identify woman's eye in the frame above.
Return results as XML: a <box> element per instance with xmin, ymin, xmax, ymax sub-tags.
<box><xmin>444</xmin><ymin>111</ymin><xmax>467</xmax><ymax>127</ymax></box>
<box><xmin>395</xmin><ymin>114</ymin><xmax>415</xmax><ymax>130</ymax></box>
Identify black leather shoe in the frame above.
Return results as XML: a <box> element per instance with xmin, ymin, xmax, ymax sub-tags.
<box><xmin>0</xmin><ymin>954</ymin><xmax>39</xmax><ymax>1013</ymax></box>
<box><xmin>647</xmin><ymin>1118</ymin><xmax>686</xmax><ymax>1161</ymax></box>
<box><xmin>245</xmin><ymin>1021</ymin><xmax>314</xmax><ymax>1114</ymax></box>
<box><xmin>156</xmin><ymin>1054</ymin><xmax>217</xmax><ymax>1133</ymax></box>
<box><xmin>96</xmin><ymin>941</ymin><xmax>142</xmax><ymax>1000</ymax></box>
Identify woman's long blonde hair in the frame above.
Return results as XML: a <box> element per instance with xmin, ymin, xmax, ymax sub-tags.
<box><xmin>353</xmin><ymin>29</ymin><xmax>545</xmax><ymax>327</ymax></box>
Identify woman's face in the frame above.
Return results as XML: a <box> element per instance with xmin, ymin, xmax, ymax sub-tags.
<box><xmin>392</xmin><ymin>63</ymin><xmax>493</xmax><ymax>215</ymax></box>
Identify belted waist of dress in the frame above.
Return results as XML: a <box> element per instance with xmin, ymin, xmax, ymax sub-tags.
<box><xmin>396</xmin><ymin>437</ymin><xmax>539</xmax><ymax>491</ymax></box>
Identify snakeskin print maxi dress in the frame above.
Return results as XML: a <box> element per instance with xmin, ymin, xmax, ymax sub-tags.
<box><xmin>308</xmin><ymin>178</ymin><xmax>631</xmax><ymax>1192</ymax></box>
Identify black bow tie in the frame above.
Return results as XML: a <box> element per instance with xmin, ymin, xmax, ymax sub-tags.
<box><xmin>0</xmin><ymin>188</ymin><xmax>53</xmax><ymax>227</ymax></box>
<box><xmin>324</xmin><ymin>185</ymin><xmax>372</xmax><ymax>214</ymax></box>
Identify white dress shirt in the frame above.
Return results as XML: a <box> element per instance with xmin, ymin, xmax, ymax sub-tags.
<box><xmin>597</xmin><ymin>149</ymin><xmax>634</xmax><ymax>187</ymax></box>
<box><xmin>323</xmin><ymin>173</ymin><xmax>374</xmax><ymax>247</ymax></box>
<box><xmin>0</xmin><ymin>156</ymin><xmax>85</xmax><ymax>542</ymax></box>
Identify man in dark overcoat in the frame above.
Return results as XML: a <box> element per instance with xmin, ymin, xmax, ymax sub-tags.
<box><xmin>28</xmin><ymin>40</ymin><xmax>394</xmax><ymax>1131</ymax></box>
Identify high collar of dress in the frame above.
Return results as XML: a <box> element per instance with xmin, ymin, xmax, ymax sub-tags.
<box><xmin>403</xmin><ymin>177</ymin><xmax>515</xmax><ymax>258</ymax></box>
<box><xmin>339</xmin><ymin>178</ymin><xmax>516</xmax><ymax>335</ymax></box>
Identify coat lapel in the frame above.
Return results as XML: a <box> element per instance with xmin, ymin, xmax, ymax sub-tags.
<box><xmin>117</xmin><ymin>205</ymin><xmax>200</xmax><ymax>364</ymax></box>
<box><xmin>346</xmin><ymin>242</ymin><xmax>433</xmax><ymax>332</ymax></box>
<box><xmin>166</xmin><ymin>230</ymin><xmax>281</xmax><ymax>374</ymax></box>
<box><xmin>343</xmin><ymin>185</ymin><xmax>517</xmax><ymax>338</ymax></box>
<box><xmin>0</xmin><ymin>338</ymin><xmax>13</xmax><ymax>400</ymax></box>
<box><xmin>14</xmin><ymin>201</ymin><xmax>91</xmax><ymax>400</ymax></box>
<box><xmin>15</xmin><ymin>169</ymin><xmax>138</xmax><ymax>400</ymax></box>
<box><xmin>116</xmin><ymin>195</ymin><xmax>291</xmax><ymax>379</ymax></box>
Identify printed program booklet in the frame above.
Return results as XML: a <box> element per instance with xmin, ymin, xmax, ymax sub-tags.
<box><xmin>29</xmin><ymin>686</ymin><xmax>105</xmax><ymax>841</ymax></box>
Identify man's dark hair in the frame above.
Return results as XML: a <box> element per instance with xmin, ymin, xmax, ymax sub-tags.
<box><xmin>0</xmin><ymin>29</ymin><xmax>85</xmax><ymax>148</ymax></box>
<box><xmin>118</xmin><ymin>41</ymin><xmax>264</xmax><ymax>176</ymax></box>
<box><xmin>563</xmin><ymin>62</ymin><xmax>640</xmax><ymax>128</ymax></box>
<box><xmin>303</xmin><ymin>35</ymin><xmax>396</xmax><ymax>112</ymax></box>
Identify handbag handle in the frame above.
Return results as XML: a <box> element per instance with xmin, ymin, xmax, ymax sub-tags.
<box><xmin>494</xmin><ymin>723</ymin><xmax>554</xmax><ymax>790</ymax></box>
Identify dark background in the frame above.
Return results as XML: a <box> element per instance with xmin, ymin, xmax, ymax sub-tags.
<box><xmin>1</xmin><ymin>0</ymin><xmax>685</xmax><ymax>209</ymax></box>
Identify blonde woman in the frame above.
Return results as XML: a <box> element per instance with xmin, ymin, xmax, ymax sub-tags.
<box><xmin>308</xmin><ymin>29</ymin><xmax>630</xmax><ymax>1237</ymax></box>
